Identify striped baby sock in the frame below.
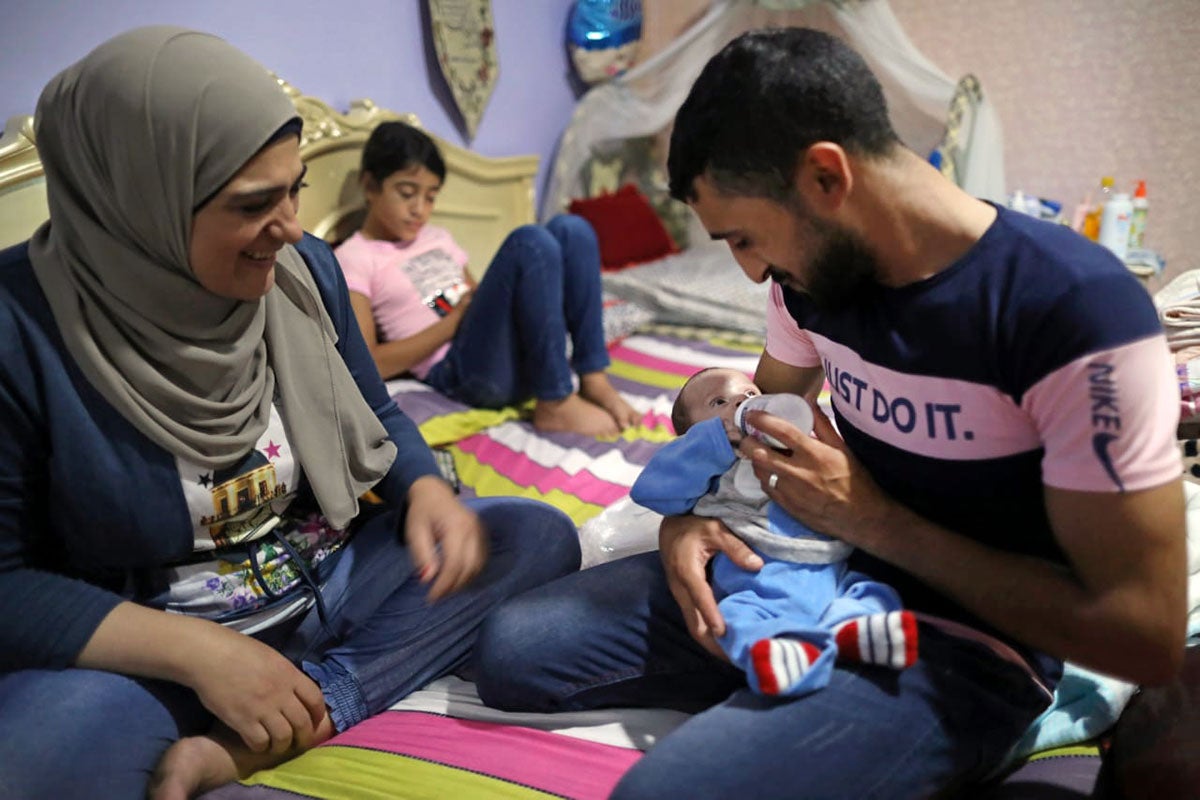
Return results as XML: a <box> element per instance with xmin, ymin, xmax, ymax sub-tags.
<box><xmin>749</xmin><ymin>637</ymin><xmax>822</xmax><ymax>695</ymax></box>
<box><xmin>833</xmin><ymin>611</ymin><xmax>918</xmax><ymax>669</ymax></box>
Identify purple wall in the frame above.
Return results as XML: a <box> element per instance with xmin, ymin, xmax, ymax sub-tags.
<box><xmin>0</xmin><ymin>0</ymin><xmax>579</xmax><ymax>201</ymax></box>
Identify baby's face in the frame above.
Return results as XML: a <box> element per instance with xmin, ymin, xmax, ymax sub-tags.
<box><xmin>683</xmin><ymin>369</ymin><xmax>760</xmax><ymax>441</ymax></box>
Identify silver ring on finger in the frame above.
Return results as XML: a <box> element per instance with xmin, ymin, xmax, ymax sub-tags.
<box><xmin>767</xmin><ymin>472</ymin><xmax>779</xmax><ymax>490</ymax></box>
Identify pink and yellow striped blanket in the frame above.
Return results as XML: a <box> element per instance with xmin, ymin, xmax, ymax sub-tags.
<box><xmin>390</xmin><ymin>325</ymin><xmax>765</xmax><ymax>526</ymax></box>
<box><xmin>214</xmin><ymin>709</ymin><xmax>644</xmax><ymax>799</ymax></box>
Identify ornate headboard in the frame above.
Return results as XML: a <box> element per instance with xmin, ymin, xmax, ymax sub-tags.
<box><xmin>0</xmin><ymin>79</ymin><xmax>539</xmax><ymax>273</ymax></box>
<box><xmin>0</xmin><ymin>116</ymin><xmax>45</xmax><ymax>252</ymax></box>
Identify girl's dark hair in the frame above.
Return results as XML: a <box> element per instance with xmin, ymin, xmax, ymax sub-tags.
<box><xmin>668</xmin><ymin>27</ymin><xmax>900</xmax><ymax>203</ymax></box>
<box><xmin>361</xmin><ymin>121</ymin><xmax>446</xmax><ymax>185</ymax></box>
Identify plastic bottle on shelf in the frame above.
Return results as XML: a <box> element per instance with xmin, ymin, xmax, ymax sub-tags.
<box><xmin>734</xmin><ymin>393</ymin><xmax>813</xmax><ymax>450</ymax></box>
<box><xmin>1099</xmin><ymin>191</ymin><xmax>1134</xmax><ymax>261</ymax></box>
<box><xmin>1070</xmin><ymin>192</ymin><xmax>1093</xmax><ymax>232</ymax></box>
<box><xmin>1081</xmin><ymin>176</ymin><xmax>1114</xmax><ymax>241</ymax></box>
<box><xmin>1127</xmin><ymin>179</ymin><xmax>1149</xmax><ymax>250</ymax></box>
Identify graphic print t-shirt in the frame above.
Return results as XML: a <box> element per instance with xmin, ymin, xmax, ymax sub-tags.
<box><xmin>153</xmin><ymin>401</ymin><xmax>350</xmax><ymax>633</ymax></box>
<box><xmin>335</xmin><ymin>227</ymin><xmax>470</xmax><ymax>379</ymax></box>
<box><xmin>764</xmin><ymin>206</ymin><xmax>1179</xmax><ymax>629</ymax></box>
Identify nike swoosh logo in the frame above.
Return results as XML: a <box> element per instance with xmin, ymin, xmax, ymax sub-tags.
<box><xmin>1092</xmin><ymin>432</ymin><xmax>1125</xmax><ymax>491</ymax></box>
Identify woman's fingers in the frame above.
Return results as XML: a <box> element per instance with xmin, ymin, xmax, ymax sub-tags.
<box><xmin>261</xmin><ymin>712</ymin><xmax>296</xmax><ymax>755</ymax></box>
<box><xmin>279</xmin><ymin>696</ymin><xmax>317</xmax><ymax>752</ymax></box>
<box><xmin>427</xmin><ymin>520</ymin><xmax>488</xmax><ymax>600</ymax></box>
<box><xmin>295</xmin><ymin>677</ymin><xmax>328</xmax><ymax>727</ymax></box>
<box><xmin>404</xmin><ymin>517</ymin><xmax>439</xmax><ymax>584</ymax></box>
<box><xmin>237</xmin><ymin>720</ymin><xmax>272</xmax><ymax>754</ymax></box>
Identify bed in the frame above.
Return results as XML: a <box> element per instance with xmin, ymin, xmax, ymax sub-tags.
<box><xmin>3</xmin><ymin>80</ymin><xmax>1197</xmax><ymax>800</ymax></box>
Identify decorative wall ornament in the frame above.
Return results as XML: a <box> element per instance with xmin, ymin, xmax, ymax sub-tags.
<box><xmin>427</xmin><ymin>0</ymin><xmax>498</xmax><ymax>141</ymax></box>
<box><xmin>567</xmin><ymin>0</ymin><xmax>643</xmax><ymax>85</ymax></box>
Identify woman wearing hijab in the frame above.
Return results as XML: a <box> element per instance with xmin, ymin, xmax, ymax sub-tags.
<box><xmin>0</xmin><ymin>27</ymin><xmax>581</xmax><ymax>799</ymax></box>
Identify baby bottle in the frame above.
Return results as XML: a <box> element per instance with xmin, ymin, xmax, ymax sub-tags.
<box><xmin>734</xmin><ymin>393</ymin><xmax>814</xmax><ymax>450</ymax></box>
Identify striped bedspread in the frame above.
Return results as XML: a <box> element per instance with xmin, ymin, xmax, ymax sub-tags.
<box><xmin>214</xmin><ymin>709</ymin><xmax>645</xmax><ymax>799</ymax></box>
<box><xmin>388</xmin><ymin>325</ymin><xmax>765</xmax><ymax>526</ymax></box>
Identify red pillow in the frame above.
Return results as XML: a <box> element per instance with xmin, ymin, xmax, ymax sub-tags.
<box><xmin>569</xmin><ymin>184</ymin><xmax>678</xmax><ymax>271</ymax></box>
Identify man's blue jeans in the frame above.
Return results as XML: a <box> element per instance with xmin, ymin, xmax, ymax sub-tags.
<box><xmin>425</xmin><ymin>214</ymin><xmax>610</xmax><ymax>407</ymax></box>
<box><xmin>0</xmin><ymin>497</ymin><xmax>580</xmax><ymax>799</ymax></box>
<box><xmin>475</xmin><ymin>551</ymin><xmax>1055</xmax><ymax>800</ymax></box>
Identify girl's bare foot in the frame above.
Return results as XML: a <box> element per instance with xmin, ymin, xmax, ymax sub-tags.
<box><xmin>533</xmin><ymin>393</ymin><xmax>619</xmax><ymax>436</ymax></box>
<box><xmin>580</xmin><ymin>372</ymin><xmax>640</xmax><ymax>429</ymax></box>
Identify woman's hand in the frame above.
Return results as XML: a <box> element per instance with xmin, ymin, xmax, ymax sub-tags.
<box><xmin>738</xmin><ymin>407</ymin><xmax>890</xmax><ymax>547</ymax></box>
<box><xmin>659</xmin><ymin>514</ymin><xmax>763</xmax><ymax>659</ymax></box>
<box><xmin>75</xmin><ymin>602</ymin><xmax>327</xmax><ymax>756</ymax></box>
<box><xmin>184</xmin><ymin>623</ymin><xmax>328</xmax><ymax>755</ymax></box>
<box><xmin>404</xmin><ymin>475</ymin><xmax>489</xmax><ymax>600</ymax></box>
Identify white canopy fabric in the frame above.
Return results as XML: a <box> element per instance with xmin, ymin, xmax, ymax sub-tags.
<box><xmin>543</xmin><ymin>0</ymin><xmax>1005</xmax><ymax>219</ymax></box>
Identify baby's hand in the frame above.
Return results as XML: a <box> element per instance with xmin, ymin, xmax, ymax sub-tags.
<box><xmin>722</xmin><ymin>416</ymin><xmax>744</xmax><ymax>445</ymax></box>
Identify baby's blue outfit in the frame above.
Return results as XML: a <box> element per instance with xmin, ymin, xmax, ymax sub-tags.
<box><xmin>631</xmin><ymin>417</ymin><xmax>904</xmax><ymax>696</ymax></box>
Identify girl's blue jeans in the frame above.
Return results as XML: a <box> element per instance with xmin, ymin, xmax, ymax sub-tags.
<box><xmin>0</xmin><ymin>497</ymin><xmax>580</xmax><ymax>799</ymax></box>
<box><xmin>425</xmin><ymin>214</ymin><xmax>610</xmax><ymax>407</ymax></box>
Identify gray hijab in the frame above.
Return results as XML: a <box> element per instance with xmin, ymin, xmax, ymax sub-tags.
<box><xmin>28</xmin><ymin>26</ymin><xmax>396</xmax><ymax>529</ymax></box>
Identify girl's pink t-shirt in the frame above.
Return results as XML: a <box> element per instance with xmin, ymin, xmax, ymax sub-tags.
<box><xmin>334</xmin><ymin>226</ymin><xmax>470</xmax><ymax>379</ymax></box>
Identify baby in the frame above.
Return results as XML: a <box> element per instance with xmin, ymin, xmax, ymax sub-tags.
<box><xmin>631</xmin><ymin>367</ymin><xmax>918</xmax><ymax>696</ymax></box>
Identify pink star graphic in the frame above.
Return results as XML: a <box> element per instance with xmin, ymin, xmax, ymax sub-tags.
<box><xmin>264</xmin><ymin>441</ymin><xmax>282</xmax><ymax>460</ymax></box>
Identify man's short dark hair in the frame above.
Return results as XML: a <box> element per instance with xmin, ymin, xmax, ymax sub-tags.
<box><xmin>361</xmin><ymin>121</ymin><xmax>446</xmax><ymax>185</ymax></box>
<box><xmin>668</xmin><ymin>27</ymin><xmax>900</xmax><ymax>203</ymax></box>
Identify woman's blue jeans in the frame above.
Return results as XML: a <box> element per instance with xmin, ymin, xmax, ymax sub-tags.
<box><xmin>0</xmin><ymin>497</ymin><xmax>580</xmax><ymax>799</ymax></box>
<box><xmin>474</xmin><ymin>551</ymin><xmax>1055</xmax><ymax>800</ymax></box>
<box><xmin>425</xmin><ymin>214</ymin><xmax>610</xmax><ymax>407</ymax></box>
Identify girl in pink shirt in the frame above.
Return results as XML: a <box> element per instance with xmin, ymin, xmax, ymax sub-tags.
<box><xmin>336</xmin><ymin>122</ymin><xmax>637</xmax><ymax>436</ymax></box>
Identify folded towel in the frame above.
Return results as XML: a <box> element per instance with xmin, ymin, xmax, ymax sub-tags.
<box><xmin>1155</xmin><ymin>271</ymin><xmax>1200</xmax><ymax>348</ymax></box>
<box><xmin>1164</xmin><ymin>307</ymin><xmax>1200</xmax><ymax>327</ymax></box>
<box><xmin>1155</xmin><ymin>270</ymin><xmax>1200</xmax><ymax>313</ymax></box>
<box><xmin>1165</xmin><ymin>332</ymin><xmax>1200</xmax><ymax>353</ymax></box>
<box><xmin>1008</xmin><ymin>663</ymin><xmax>1137</xmax><ymax>762</ymax></box>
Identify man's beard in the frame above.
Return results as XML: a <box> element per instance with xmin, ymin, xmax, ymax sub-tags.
<box><xmin>800</xmin><ymin>218</ymin><xmax>879</xmax><ymax>310</ymax></box>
